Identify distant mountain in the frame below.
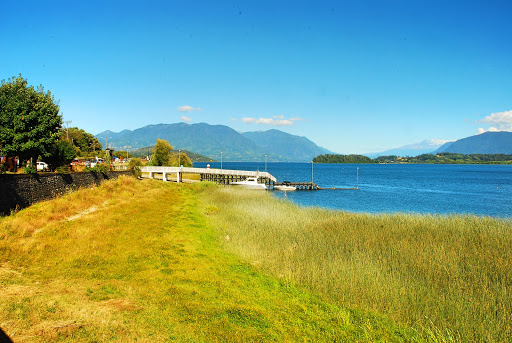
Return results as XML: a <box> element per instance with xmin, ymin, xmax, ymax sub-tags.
<box><xmin>95</xmin><ymin>123</ymin><xmax>332</xmax><ymax>162</ymax></box>
<box><xmin>96</xmin><ymin>129</ymin><xmax>131</xmax><ymax>143</ymax></box>
<box><xmin>131</xmin><ymin>146</ymin><xmax>214</xmax><ymax>162</ymax></box>
<box><xmin>365</xmin><ymin>139</ymin><xmax>452</xmax><ymax>158</ymax></box>
<box><xmin>242</xmin><ymin>129</ymin><xmax>333</xmax><ymax>162</ymax></box>
<box><xmin>434</xmin><ymin>131</ymin><xmax>512</xmax><ymax>154</ymax></box>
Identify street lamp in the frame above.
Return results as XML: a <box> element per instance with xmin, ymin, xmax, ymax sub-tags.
<box><xmin>179</xmin><ymin>149</ymin><xmax>181</xmax><ymax>167</ymax></box>
<box><xmin>265</xmin><ymin>154</ymin><xmax>267</xmax><ymax>173</ymax></box>
<box><xmin>311</xmin><ymin>161</ymin><xmax>314</xmax><ymax>184</ymax></box>
<box><xmin>220</xmin><ymin>152</ymin><xmax>223</xmax><ymax>170</ymax></box>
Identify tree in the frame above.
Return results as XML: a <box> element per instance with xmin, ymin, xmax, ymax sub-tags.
<box><xmin>44</xmin><ymin>139</ymin><xmax>78</xmax><ymax>170</ymax></box>
<box><xmin>0</xmin><ymin>75</ymin><xmax>62</xmax><ymax>164</ymax></box>
<box><xmin>170</xmin><ymin>151</ymin><xmax>193</xmax><ymax>167</ymax></box>
<box><xmin>150</xmin><ymin>139</ymin><xmax>173</xmax><ymax>166</ymax></box>
<box><xmin>62</xmin><ymin>127</ymin><xmax>102</xmax><ymax>155</ymax></box>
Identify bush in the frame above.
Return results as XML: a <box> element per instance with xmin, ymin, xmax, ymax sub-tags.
<box><xmin>128</xmin><ymin>158</ymin><xmax>144</xmax><ymax>178</ymax></box>
<box><xmin>86</xmin><ymin>164</ymin><xmax>111</xmax><ymax>174</ymax></box>
<box><xmin>24</xmin><ymin>164</ymin><xmax>37</xmax><ymax>174</ymax></box>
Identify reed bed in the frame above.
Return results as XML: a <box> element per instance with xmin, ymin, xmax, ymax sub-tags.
<box><xmin>202</xmin><ymin>186</ymin><xmax>512</xmax><ymax>342</ymax></box>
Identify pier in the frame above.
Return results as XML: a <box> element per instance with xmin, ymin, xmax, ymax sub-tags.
<box><xmin>140</xmin><ymin>166</ymin><xmax>355</xmax><ymax>191</ymax></box>
<box><xmin>141</xmin><ymin>166</ymin><xmax>276</xmax><ymax>185</ymax></box>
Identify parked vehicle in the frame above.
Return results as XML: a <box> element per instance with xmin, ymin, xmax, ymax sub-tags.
<box><xmin>36</xmin><ymin>162</ymin><xmax>49</xmax><ymax>171</ymax></box>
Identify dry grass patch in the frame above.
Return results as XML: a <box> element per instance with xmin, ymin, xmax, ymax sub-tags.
<box><xmin>0</xmin><ymin>177</ymin><xmax>414</xmax><ymax>342</ymax></box>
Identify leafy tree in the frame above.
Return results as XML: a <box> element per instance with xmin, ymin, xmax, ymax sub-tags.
<box><xmin>62</xmin><ymin>127</ymin><xmax>102</xmax><ymax>155</ymax></box>
<box><xmin>0</xmin><ymin>75</ymin><xmax>62</xmax><ymax>164</ymax></box>
<box><xmin>44</xmin><ymin>140</ymin><xmax>78</xmax><ymax>170</ymax></box>
<box><xmin>170</xmin><ymin>151</ymin><xmax>193</xmax><ymax>167</ymax></box>
<box><xmin>150</xmin><ymin>139</ymin><xmax>173</xmax><ymax>166</ymax></box>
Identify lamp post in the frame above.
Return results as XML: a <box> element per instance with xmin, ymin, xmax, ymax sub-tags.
<box><xmin>220</xmin><ymin>152</ymin><xmax>223</xmax><ymax>170</ymax></box>
<box><xmin>357</xmin><ymin>167</ymin><xmax>359</xmax><ymax>189</ymax></box>
<box><xmin>179</xmin><ymin>149</ymin><xmax>181</xmax><ymax>167</ymax></box>
<box><xmin>265</xmin><ymin>154</ymin><xmax>267</xmax><ymax>173</ymax></box>
<box><xmin>311</xmin><ymin>161</ymin><xmax>314</xmax><ymax>184</ymax></box>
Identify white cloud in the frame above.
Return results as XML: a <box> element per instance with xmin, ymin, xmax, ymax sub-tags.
<box><xmin>241</xmin><ymin>116</ymin><xmax>303</xmax><ymax>126</ymax></box>
<box><xmin>180</xmin><ymin>116</ymin><xmax>192</xmax><ymax>123</ymax></box>
<box><xmin>477</xmin><ymin>110</ymin><xmax>512</xmax><ymax>133</ymax></box>
<box><xmin>178</xmin><ymin>105</ymin><xmax>202</xmax><ymax>112</ymax></box>
<box><xmin>477</xmin><ymin>126</ymin><xmax>500</xmax><ymax>134</ymax></box>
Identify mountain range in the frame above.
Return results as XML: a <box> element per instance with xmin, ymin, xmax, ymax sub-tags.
<box><xmin>434</xmin><ymin>131</ymin><xmax>512</xmax><ymax>155</ymax></box>
<box><xmin>364</xmin><ymin>139</ymin><xmax>452</xmax><ymax>158</ymax></box>
<box><xmin>367</xmin><ymin>131</ymin><xmax>512</xmax><ymax>157</ymax></box>
<box><xmin>96</xmin><ymin>123</ymin><xmax>333</xmax><ymax>162</ymax></box>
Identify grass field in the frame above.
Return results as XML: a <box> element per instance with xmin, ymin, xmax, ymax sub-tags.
<box><xmin>0</xmin><ymin>177</ymin><xmax>421</xmax><ymax>342</ymax></box>
<box><xmin>203</xmin><ymin>186</ymin><xmax>512</xmax><ymax>342</ymax></box>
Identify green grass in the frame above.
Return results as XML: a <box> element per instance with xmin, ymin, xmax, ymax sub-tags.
<box><xmin>0</xmin><ymin>177</ymin><xmax>417</xmax><ymax>342</ymax></box>
<box><xmin>202</xmin><ymin>186</ymin><xmax>512</xmax><ymax>342</ymax></box>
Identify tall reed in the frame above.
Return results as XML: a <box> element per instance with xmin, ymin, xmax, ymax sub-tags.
<box><xmin>203</xmin><ymin>186</ymin><xmax>512</xmax><ymax>342</ymax></box>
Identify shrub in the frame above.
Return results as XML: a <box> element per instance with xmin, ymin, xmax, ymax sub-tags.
<box><xmin>128</xmin><ymin>158</ymin><xmax>144</xmax><ymax>178</ymax></box>
<box><xmin>24</xmin><ymin>164</ymin><xmax>37</xmax><ymax>174</ymax></box>
<box><xmin>86</xmin><ymin>164</ymin><xmax>111</xmax><ymax>174</ymax></box>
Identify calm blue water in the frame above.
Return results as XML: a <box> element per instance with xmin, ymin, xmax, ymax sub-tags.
<box><xmin>194</xmin><ymin>162</ymin><xmax>512</xmax><ymax>218</ymax></box>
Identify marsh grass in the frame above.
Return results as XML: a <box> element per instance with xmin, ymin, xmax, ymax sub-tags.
<box><xmin>203</xmin><ymin>186</ymin><xmax>512</xmax><ymax>342</ymax></box>
<box><xmin>0</xmin><ymin>177</ymin><xmax>415</xmax><ymax>342</ymax></box>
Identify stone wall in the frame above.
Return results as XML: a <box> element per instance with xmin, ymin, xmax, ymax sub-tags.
<box><xmin>0</xmin><ymin>171</ymin><xmax>133</xmax><ymax>215</ymax></box>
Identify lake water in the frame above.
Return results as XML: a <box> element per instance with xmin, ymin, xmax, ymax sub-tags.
<box><xmin>194</xmin><ymin>162</ymin><xmax>512</xmax><ymax>218</ymax></box>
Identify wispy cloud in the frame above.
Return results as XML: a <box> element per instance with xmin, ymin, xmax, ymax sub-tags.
<box><xmin>178</xmin><ymin>105</ymin><xmax>203</xmax><ymax>112</ymax></box>
<box><xmin>477</xmin><ymin>109</ymin><xmax>512</xmax><ymax>133</ymax></box>
<box><xmin>241</xmin><ymin>115</ymin><xmax>304</xmax><ymax>126</ymax></box>
<box><xmin>180</xmin><ymin>115</ymin><xmax>192</xmax><ymax>123</ymax></box>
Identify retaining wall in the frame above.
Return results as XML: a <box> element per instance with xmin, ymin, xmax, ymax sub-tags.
<box><xmin>0</xmin><ymin>171</ymin><xmax>133</xmax><ymax>215</ymax></box>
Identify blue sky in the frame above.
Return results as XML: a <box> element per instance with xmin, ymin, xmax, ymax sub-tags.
<box><xmin>2</xmin><ymin>0</ymin><xmax>511</xmax><ymax>154</ymax></box>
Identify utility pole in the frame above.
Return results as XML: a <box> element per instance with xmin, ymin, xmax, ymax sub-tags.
<box><xmin>104</xmin><ymin>135</ymin><xmax>111</xmax><ymax>150</ymax></box>
<box><xmin>64</xmin><ymin>120</ymin><xmax>72</xmax><ymax>141</ymax></box>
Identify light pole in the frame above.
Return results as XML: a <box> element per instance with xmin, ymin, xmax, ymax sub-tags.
<box><xmin>265</xmin><ymin>154</ymin><xmax>267</xmax><ymax>173</ymax></box>
<box><xmin>179</xmin><ymin>149</ymin><xmax>181</xmax><ymax>167</ymax></box>
<box><xmin>357</xmin><ymin>167</ymin><xmax>359</xmax><ymax>189</ymax></box>
<box><xmin>311</xmin><ymin>161</ymin><xmax>314</xmax><ymax>184</ymax></box>
<box><xmin>220</xmin><ymin>152</ymin><xmax>223</xmax><ymax>170</ymax></box>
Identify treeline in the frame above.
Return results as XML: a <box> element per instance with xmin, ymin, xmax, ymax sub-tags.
<box><xmin>313</xmin><ymin>154</ymin><xmax>373</xmax><ymax>164</ymax></box>
<box><xmin>314</xmin><ymin>153</ymin><xmax>512</xmax><ymax>164</ymax></box>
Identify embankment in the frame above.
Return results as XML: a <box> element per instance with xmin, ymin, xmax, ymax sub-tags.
<box><xmin>0</xmin><ymin>171</ymin><xmax>132</xmax><ymax>214</ymax></box>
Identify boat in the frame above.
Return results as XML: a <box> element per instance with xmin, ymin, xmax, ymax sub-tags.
<box><xmin>274</xmin><ymin>185</ymin><xmax>296</xmax><ymax>191</ymax></box>
<box><xmin>230</xmin><ymin>177</ymin><xmax>267</xmax><ymax>190</ymax></box>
